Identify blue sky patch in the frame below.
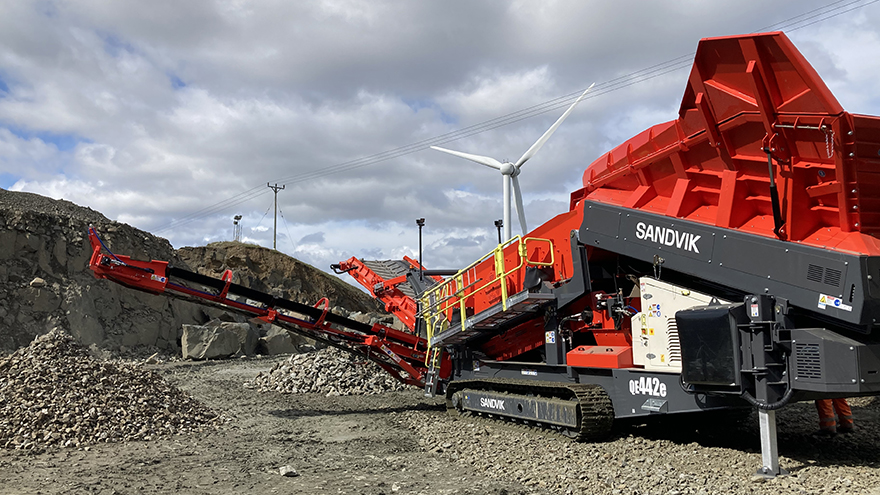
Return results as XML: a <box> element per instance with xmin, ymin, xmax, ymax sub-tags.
<box><xmin>102</xmin><ymin>33</ymin><xmax>136</xmax><ymax>58</ymax></box>
<box><xmin>0</xmin><ymin>76</ymin><xmax>8</xmax><ymax>95</ymax></box>
<box><xmin>404</xmin><ymin>98</ymin><xmax>431</xmax><ymax>112</ymax></box>
<box><xmin>6</xmin><ymin>126</ymin><xmax>88</xmax><ymax>151</ymax></box>
<box><xmin>0</xmin><ymin>173</ymin><xmax>20</xmax><ymax>190</ymax></box>
<box><xmin>404</xmin><ymin>98</ymin><xmax>457</xmax><ymax>125</ymax></box>
<box><xmin>169</xmin><ymin>74</ymin><xmax>186</xmax><ymax>89</ymax></box>
<box><xmin>438</xmin><ymin>110</ymin><xmax>457</xmax><ymax>125</ymax></box>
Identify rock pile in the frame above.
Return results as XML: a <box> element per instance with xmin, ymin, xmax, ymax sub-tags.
<box><xmin>246</xmin><ymin>347</ymin><xmax>410</xmax><ymax>396</ymax></box>
<box><xmin>0</xmin><ymin>330</ymin><xmax>217</xmax><ymax>450</ymax></box>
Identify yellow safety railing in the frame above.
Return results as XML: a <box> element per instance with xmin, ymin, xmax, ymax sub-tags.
<box><xmin>420</xmin><ymin>235</ymin><xmax>555</xmax><ymax>362</ymax></box>
<box><xmin>522</xmin><ymin>237</ymin><xmax>555</xmax><ymax>267</ymax></box>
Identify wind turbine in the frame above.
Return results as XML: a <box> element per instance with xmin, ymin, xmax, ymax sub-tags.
<box><xmin>431</xmin><ymin>84</ymin><xmax>595</xmax><ymax>242</ymax></box>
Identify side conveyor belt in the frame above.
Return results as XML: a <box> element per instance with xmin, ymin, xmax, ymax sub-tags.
<box><xmin>87</xmin><ymin>227</ymin><xmax>447</xmax><ymax>387</ymax></box>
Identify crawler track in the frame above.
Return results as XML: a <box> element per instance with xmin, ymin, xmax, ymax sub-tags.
<box><xmin>445</xmin><ymin>379</ymin><xmax>614</xmax><ymax>441</ymax></box>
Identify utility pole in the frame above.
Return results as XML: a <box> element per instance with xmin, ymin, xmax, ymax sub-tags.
<box><xmin>267</xmin><ymin>183</ymin><xmax>285</xmax><ymax>250</ymax></box>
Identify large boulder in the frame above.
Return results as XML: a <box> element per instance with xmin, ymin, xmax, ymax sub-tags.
<box><xmin>206</xmin><ymin>320</ymin><xmax>259</xmax><ymax>356</ymax></box>
<box><xmin>257</xmin><ymin>326</ymin><xmax>298</xmax><ymax>355</ymax></box>
<box><xmin>181</xmin><ymin>324</ymin><xmax>240</xmax><ymax>360</ymax></box>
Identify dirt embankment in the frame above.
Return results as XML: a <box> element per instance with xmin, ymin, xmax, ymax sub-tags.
<box><xmin>0</xmin><ymin>188</ymin><xmax>203</xmax><ymax>352</ymax></box>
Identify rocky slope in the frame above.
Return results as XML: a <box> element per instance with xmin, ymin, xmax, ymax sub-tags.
<box><xmin>0</xmin><ymin>188</ymin><xmax>203</xmax><ymax>352</ymax></box>
<box><xmin>0</xmin><ymin>188</ymin><xmax>381</xmax><ymax>354</ymax></box>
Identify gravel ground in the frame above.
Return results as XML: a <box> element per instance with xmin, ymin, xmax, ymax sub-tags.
<box><xmin>396</xmin><ymin>397</ymin><xmax>880</xmax><ymax>494</ymax></box>
<box><xmin>1</xmin><ymin>357</ymin><xmax>879</xmax><ymax>494</ymax></box>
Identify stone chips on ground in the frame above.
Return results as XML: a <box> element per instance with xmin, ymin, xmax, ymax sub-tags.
<box><xmin>0</xmin><ymin>330</ymin><xmax>217</xmax><ymax>450</ymax></box>
<box><xmin>247</xmin><ymin>347</ymin><xmax>410</xmax><ymax>396</ymax></box>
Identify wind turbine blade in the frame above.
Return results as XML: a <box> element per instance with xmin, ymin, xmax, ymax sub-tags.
<box><xmin>511</xmin><ymin>175</ymin><xmax>528</xmax><ymax>235</ymax></box>
<box><xmin>514</xmin><ymin>83</ymin><xmax>596</xmax><ymax>169</ymax></box>
<box><xmin>430</xmin><ymin>146</ymin><xmax>503</xmax><ymax>170</ymax></box>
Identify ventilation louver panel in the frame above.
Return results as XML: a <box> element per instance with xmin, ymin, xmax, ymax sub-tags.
<box><xmin>806</xmin><ymin>264</ymin><xmax>842</xmax><ymax>288</ymax></box>
<box><xmin>666</xmin><ymin>317</ymin><xmax>681</xmax><ymax>363</ymax></box>
<box><xmin>824</xmin><ymin>268</ymin><xmax>842</xmax><ymax>287</ymax></box>
<box><xmin>795</xmin><ymin>342</ymin><xmax>822</xmax><ymax>380</ymax></box>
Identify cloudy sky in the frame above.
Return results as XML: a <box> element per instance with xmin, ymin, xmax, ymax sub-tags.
<box><xmin>4</xmin><ymin>1</ymin><xmax>880</xmax><ymax>281</ymax></box>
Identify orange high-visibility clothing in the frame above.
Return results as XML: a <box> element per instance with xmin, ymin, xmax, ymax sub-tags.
<box><xmin>815</xmin><ymin>398</ymin><xmax>853</xmax><ymax>432</ymax></box>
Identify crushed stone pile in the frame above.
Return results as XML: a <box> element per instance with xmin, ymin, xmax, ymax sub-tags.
<box><xmin>246</xmin><ymin>347</ymin><xmax>410</xmax><ymax>396</ymax></box>
<box><xmin>0</xmin><ymin>330</ymin><xmax>217</xmax><ymax>451</ymax></box>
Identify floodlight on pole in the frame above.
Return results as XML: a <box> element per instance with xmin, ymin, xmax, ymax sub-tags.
<box><xmin>233</xmin><ymin>215</ymin><xmax>243</xmax><ymax>242</ymax></box>
<box><xmin>494</xmin><ymin>219</ymin><xmax>503</xmax><ymax>245</ymax></box>
<box><xmin>416</xmin><ymin>218</ymin><xmax>425</xmax><ymax>281</ymax></box>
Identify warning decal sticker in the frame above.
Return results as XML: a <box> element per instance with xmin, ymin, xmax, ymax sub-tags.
<box><xmin>818</xmin><ymin>293</ymin><xmax>852</xmax><ymax>312</ymax></box>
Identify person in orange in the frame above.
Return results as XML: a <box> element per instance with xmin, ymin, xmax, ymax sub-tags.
<box><xmin>815</xmin><ymin>398</ymin><xmax>854</xmax><ymax>435</ymax></box>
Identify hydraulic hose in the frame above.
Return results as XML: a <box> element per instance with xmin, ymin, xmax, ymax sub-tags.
<box><xmin>678</xmin><ymin>373</ymin><xmax>794</xmax><ymax>410</ymax></box>
<box><xmin>740</xmin><ymin>387</ymin><xmax>795</xmax><ymax>411</ymax></box>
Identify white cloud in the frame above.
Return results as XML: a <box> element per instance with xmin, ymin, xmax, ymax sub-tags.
<box><xmin>2</xmin><ymin>0</ymin><xmax>879</xmax><ymax>291</ymax></box>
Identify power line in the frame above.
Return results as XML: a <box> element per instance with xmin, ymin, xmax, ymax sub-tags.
<box><xmin>155</xmin><ymin>58</ymin><xmax>693</xmax><ymax>232</ymax></box>
<box><xmin>756</xmin><ymin>0</ymin><xmax>850</xmax><ymax>32</ymax></box>
<box><xmin>773</xmin><ymin>0</ymin><xmax>880</xmax><ymax>31</ymax></box>
<box><xmin>756</xmin><ymin>0</ymin><xmax>873</xmax><ymax>32</ymax></box>
<box><xmin>278</xmin><ymin>206</ymin><xmax>295</xmax><ymax>251</ymax></box>
<box><xmin>253</xmin><ymin>201</ymin><xmax>273</xmax><ymax>229</ymax></box>
<box><xmin>156</xmin><ymin>0</ymin><xmax>878</xmax><ymax>233</ymax></box>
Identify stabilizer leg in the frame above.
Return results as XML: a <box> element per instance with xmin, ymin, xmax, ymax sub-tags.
<box><xmin>756</xmin><ymin>409</ymin><xmax>788</xmax><ymax>478</ymax></box>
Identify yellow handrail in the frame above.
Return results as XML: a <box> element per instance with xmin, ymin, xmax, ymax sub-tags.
<box><xmin>420</xmin><ymin>235</ymin><xmax>555</xmax><ymax>362</ymax></box>
<box><xmin>522</xmin><ymin>237</ymin><xmax>555</xmax><ymax>267</ymax></box>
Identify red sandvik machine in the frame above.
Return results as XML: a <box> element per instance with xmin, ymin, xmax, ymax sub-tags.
<box><xmin>90</xmin><ymin>32</ymin><xmax>880</xmax><ymax>477</ymax></box>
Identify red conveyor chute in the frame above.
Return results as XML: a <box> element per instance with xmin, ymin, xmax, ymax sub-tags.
<box><xmin>572</xmin><ymin>31</ymin><xmax>880</xmax><ymax>256</ymax></box>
